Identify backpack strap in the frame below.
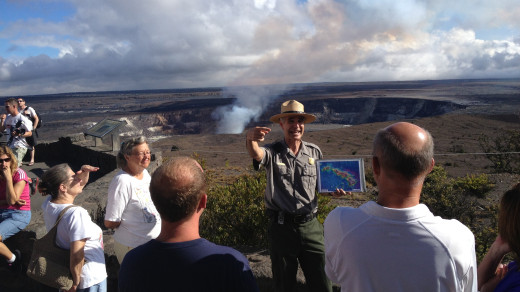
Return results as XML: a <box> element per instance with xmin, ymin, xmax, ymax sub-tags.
<box><xmin>22</xmin><ymin>106</ymin><xmax>31</xmax><ymax>115</ymax></box>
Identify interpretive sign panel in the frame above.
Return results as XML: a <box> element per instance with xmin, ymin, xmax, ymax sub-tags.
<box><xmin>84</xmin><ymin>119</ymin><xmax>126</xmax><ymax>138</ymax></box>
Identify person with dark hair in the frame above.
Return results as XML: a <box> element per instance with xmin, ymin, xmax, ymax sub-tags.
<box><xmin>17</xmin><ymin>98</ymin><xmax>39</xmax><ymax>166</ymax></box>
<box><xmin>0</xmin><ymin>145</ymin><xmax>30</xmax><ymax>274</ymax></box>
<box><xmin>104</xmin><ymin>136</ymin><xmax>160</xmax><ymax>263</ymax></box>
<box><xmin>246</xmin><ymin>100</ymin><xmax>337</xmax><ymax>292</ymax></box>
<box><xmin>39</xmin><ymin>163</ymin><xmax>107</xmax><ymax>291</ymax></box>
<box><xmin>0</xmin><ymin>98</ymin><xmax>33</xmax><ymax>167</ymax></box>
<box><xmin>478</xmin><ymin>183</ymin><xmax>520</xmax><ymax>292</ymax></box>
<box><xmin>119</xmin><ymin>156</ymin><xmax>259</xmax><ymax>292</ymax></box>
<box><xmin>324</xmin><ymin>122</ymin><xmax>477</xmax><ymax>291</ymax></box>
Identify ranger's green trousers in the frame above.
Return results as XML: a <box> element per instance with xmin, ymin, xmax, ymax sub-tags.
<box><xmin>268</xmin><ymin>217</ymin><xmax>332</xmax><ymax>292</ymax></box>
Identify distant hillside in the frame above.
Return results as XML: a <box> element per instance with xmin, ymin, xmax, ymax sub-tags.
<box><xmin>16</xmin><ymin>78</ymin><xmax>519</xmax><ymax>141</ymax></box>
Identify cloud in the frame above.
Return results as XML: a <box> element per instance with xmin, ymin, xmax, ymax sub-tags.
<box><xmin>0</xmin><ymin>0</ymin><xmax>518</xmax><ymax>99</ymax></box>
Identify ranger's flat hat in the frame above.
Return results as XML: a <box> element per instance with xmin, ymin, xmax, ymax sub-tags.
<box><xmin>269</xmin><ymin>100</ymin><xmax>316</xmax><ymax>123</ymax></box>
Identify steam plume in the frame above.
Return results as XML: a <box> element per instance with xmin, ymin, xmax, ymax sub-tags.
<box><xmin>212</xmin><ymin>84</ymin><xmax>291</xmax><ymax>134</ymax></box>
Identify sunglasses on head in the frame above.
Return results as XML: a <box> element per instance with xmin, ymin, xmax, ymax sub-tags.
<box><xmin>0</xmin><ymin>157</ymin><xmax>11</xmax><ymax>163</ymax></box>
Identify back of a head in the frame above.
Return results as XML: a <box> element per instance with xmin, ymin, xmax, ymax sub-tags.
<box><xmin>373</xmin><ymin>122</ymin><xmax>434</xmax><ymax>181</ymax></box>
<box><xmin>150</xmin><ymin>156</ymin><xmax>206</xmax><ymax>223</ymax></box>
<box><xmin>499</xmin><ymin>183</ymin><xmax>520</xmax><ymax>261</ymax></box>
<box><xmin>38</xmin><ymin>163</ymin><xmax>71</xmax><ymax>200</ymax></box>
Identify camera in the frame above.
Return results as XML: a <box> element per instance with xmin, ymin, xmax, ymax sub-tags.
<box><xmin>12</xmin><ymin>128</ymin><xmax>26</xmax><ymax>136</ymax></box>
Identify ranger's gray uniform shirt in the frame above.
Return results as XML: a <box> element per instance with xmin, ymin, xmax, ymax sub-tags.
<box><xmin>256</xmin><ymin>140</ymin><xmax>322</xmax><ymax>215</ymax></box>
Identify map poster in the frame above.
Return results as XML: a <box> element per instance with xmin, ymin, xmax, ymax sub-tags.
<box><xmin>316</xmin><ymin>158</ymin><xmax>366</xmax><ymax>193</ymax></box>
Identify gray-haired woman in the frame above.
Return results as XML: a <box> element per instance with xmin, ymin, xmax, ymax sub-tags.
<box><xmin>104</xmin><ymin>136</ymin><xmax>161</xmax><ymax>263</ymax></box>
<box><xmin>39</xmin><ymin>163</ymin><xmax>107</xmax><ymax>292</ymax></box>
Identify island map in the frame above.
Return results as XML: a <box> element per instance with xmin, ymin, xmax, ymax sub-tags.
<box><xmin>317</xmin><ymin>159</ymin><xmax>366</xmax><ymax>192</ymax></box>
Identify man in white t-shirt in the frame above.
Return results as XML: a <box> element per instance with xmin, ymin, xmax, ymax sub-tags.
<box><xmin>0</xmin><ymin>98</ymin><xmax>33</xmax><ymax>166</ymax></box>
<box><xmin>324</xmin><ymin>122</ymin><xmax>478</xmax><ymax>292</ymax></box>
<box><xmin>17</xmin><ymin>97</ymin><xmax>39</xmax><ymax>166</ymax></box>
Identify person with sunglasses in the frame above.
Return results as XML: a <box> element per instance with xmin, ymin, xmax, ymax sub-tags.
<box><xmin>0</xmin><ymin>145</ymin><xmax>31</xmax><ymax>274</ymax></box>
<box><xmin>16</xmin><ymin>98</ymin><xmax>39</xmax><ymax>166</ymax></box>
<box><xmin>0</xmin><ymin>98</ymin><xmax>33</xmax><ymax>167</ymax></box>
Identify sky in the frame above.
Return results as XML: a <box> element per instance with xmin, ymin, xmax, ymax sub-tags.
<box><xmin>0</xmin><ymin>0</ymin><xmax>519</xmax><ymax>98</ymax></box>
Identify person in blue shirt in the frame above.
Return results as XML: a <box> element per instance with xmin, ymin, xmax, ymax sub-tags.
<box><xmin>478</xmin><ymin>183</ymin><xmax>520</xmax><ymax>292</ymax></box>
<box><xmin>118</xmin><ymin>156</ymin><xmax>259</xmax><ymax>292</ymax></box>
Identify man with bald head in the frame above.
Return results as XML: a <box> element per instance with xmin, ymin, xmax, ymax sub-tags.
<box><xmin>118</xmin><ymin>156</ymin><xmax>259</xmax><ymax>292</ymax></box>
<box><xmin>324</xmin><ymin>122</ymin><xmax>477</xmax><ymax>291</ymax></box>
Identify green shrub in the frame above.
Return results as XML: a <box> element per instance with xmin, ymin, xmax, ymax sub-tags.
<box><xmin>200</xmin><ymin>171</ymin><xmax>338</xmax><ymax>248</ymax></box>
<box><xmin>474</xmin><ymin>226</ymin><xmax>498</xmax><ymax>263</ymax></box>
<box><xmin>471</xmin><ymin>202</ymin><xmax>499</xmax><ymax>262</ymax></box>
<box><xmin>453</xmin><ymin>174</ymin><xmax>494</xmax><ymax>198</ymax></box>
<box><xmin>201</xmin><ymin>172</ymin><xmax>268</xmax><ymax>247</ymax></box>
<box><xmin>317</xmin><ymin>194</ymin><xmax>335</xmax><ymax>224</ymax></box>
<box><xmin>422</xmin><ymin>166</ymin><xmax>479</xmax><ymax>227</ymax></box>
<box><xmin>478</xmin><ymin>130</ymin><xmax>520</xmax><ymax>174</ymax></box>
<box><xmin>421</xmin><ymin>165</ymin><xmax>500</xmax><ymax>261</ymax></box>
<box><xmin>364</xmin><ymin>167</ymin><xmax>375</xmax><ymax>188</ymax></box>
<box><xmin>191</xmin><ymin>152</ymin><xmax>207</xmax><ymax>170</ymax></box>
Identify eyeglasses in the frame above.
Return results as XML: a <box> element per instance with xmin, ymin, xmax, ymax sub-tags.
<box><xmin>132</xmin><ymin>151</ymin><xmax>151</xmax><ymax>157</ymax></box>
<box><xmin>17</xmin><ymin>100</ymin><xmax>24</xmax><ymax>103</ymax></box>
<box><xmin>0</xmin><ymin>157</ymin><xmax>11</xmax><ymax>163</ymax></box>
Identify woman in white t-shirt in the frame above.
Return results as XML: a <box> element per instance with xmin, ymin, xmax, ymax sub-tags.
<box><xmin>39</xmin><ymin>164</ymin><xmax>107</xmax><ymax>292</ymax></box>
<box><xmin>104</xmin><ymin>136</ymin><xmax>161</xmax><ymax>263</ymax></box>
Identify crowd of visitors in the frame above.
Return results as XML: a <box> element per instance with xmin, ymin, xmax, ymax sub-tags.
<box><xmin>0</xmin><ymin>97</ymin><xmax>518</xmax><ymax>292</ymax></box>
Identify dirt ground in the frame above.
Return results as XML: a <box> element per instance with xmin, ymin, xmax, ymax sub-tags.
<box><xmin>154</xmin><ymin>109</ymin><xmax>520</xmax><ymax>185</ymax></box>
